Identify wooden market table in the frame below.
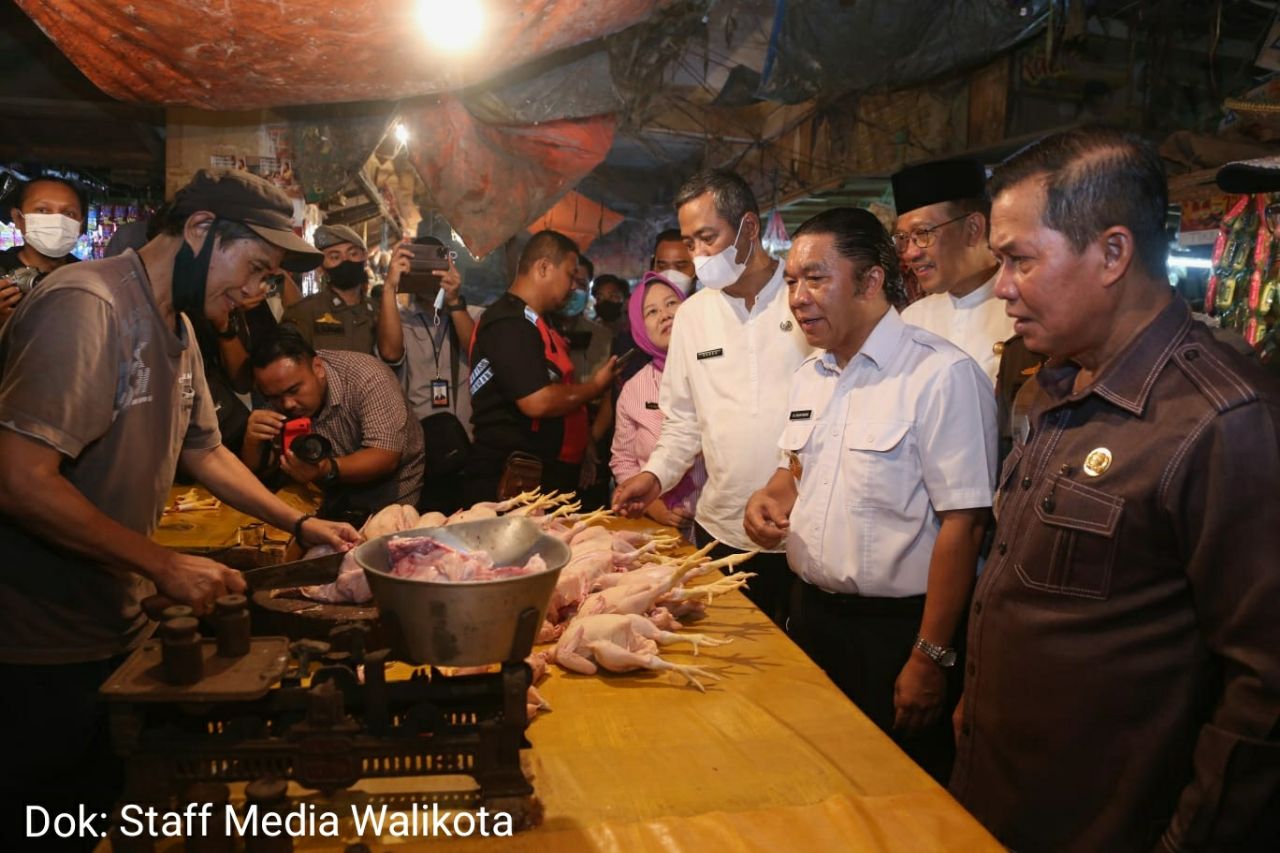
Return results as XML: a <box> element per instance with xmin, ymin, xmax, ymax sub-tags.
<box><xmin>153</xmin><ymin>483</ymin><xmax>320</xmax><ymax>564</ymax></box>
<box><xmin>137</xmin><ymin>503</ymin><xmax>999</xmax><ymax>852</ymax></box>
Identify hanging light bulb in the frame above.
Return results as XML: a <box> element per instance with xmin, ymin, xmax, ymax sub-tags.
<box><xmin>394</xmin><ymin>123</ymin><xmax>410</xmax><ymax>145</ymax></box>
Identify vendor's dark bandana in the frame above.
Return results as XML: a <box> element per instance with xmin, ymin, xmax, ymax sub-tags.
<box><xmin>172</xmin><ymin>219</ymin><xmax>218</xmax><ymax>329</ymax></box>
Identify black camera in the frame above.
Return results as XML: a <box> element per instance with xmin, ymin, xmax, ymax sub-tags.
<box><xmin>292</xmin><ymin>433</ymin><xmax>333</xmax><ymax>464</ymax></box>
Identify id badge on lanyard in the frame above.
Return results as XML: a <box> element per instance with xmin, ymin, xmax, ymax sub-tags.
<box><xmin>428</xmin><ymin>308</ymin><xmax>450</xmax><ymax>408</ymax></box>
<box><xmin>431</xmin><ymin>378</ymin><xmax>449</xmax><ymax>408</ymax></box>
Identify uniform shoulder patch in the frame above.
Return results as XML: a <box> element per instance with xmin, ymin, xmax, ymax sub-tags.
<box><xmin>1172</xmin><ymin>343</ymin><xmax>1258</xmax><ymax>414</ymax></box>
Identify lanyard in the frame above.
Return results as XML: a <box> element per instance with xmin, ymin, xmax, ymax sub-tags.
<box><xmin>412</xmin><ymin>306</ymin><xmax>450</xmax><ymax>380</ymax></box>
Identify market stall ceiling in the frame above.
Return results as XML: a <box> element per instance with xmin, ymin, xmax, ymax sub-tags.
<box><xmin>9</xmin><ymin>0</ymin><xmax>1051</xmax><ymax>255</ymax></box>
<box><xmin>13</xmin><ymin>0</ymin><xmax>671</xmax><ymax>111</ymax></box>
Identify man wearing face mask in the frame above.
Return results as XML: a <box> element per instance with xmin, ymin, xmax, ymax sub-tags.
<box><xmin>282</xmin><ymin>223</ymin><xmax>379</xmax><ymax>354</ymax></box>
<box><xmin>554</xmin><ymin>254</ymin><xmax>614</xmax><ymax>383</ymax></box>
<box><xmin>0</xmin><ymin>169</ymin><xmax>361</xmax><ymax>845</ymax></box>
<box><xmin>0</xmin><ymin>175</ymin><xmax>87</xmax><ymax>328</ymax></box>
<box><xmin>591</xmin><ymin>274</ymin><xmax>629</xmax><ymax>332</ymax></box>
<box><xmin>613</xmin><ymin>169</ymin><xmax>812</xmax><ymax>627</ymax></box>
<box><xmin>651</xmin><ymin>227</ymin><xmax>697</xmax><ymax>295</ymax></box>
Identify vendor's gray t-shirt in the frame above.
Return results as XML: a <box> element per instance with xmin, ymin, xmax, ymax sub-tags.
<box><xmin>0</xmin><ymin>250</ymin><xmax>221</xmax><ymax>664</ymax></box>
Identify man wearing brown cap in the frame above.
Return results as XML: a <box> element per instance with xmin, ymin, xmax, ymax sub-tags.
<box><xmin>0</xmin><ymin>169</ymin><xmax>361</xmax><ymax>845</ymax></box>
<box><xmin>282</xmin><ymin>222</ymin><xmax>380</xmax><ymax>354</ymax></box>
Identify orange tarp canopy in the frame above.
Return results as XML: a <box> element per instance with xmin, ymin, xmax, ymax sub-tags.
<box><xmin>14</xmin><ymin>0</ymin><xmax>669</xmax><ymax>110</ymax></box>
<box><xmin>527</xmin><ymin>191</ymin><xmax>624</xmax><ymax>252</ymax></box>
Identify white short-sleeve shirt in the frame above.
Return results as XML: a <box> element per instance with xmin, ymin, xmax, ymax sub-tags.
<box><xmin>644</xmin><ymin>263</ymin><xmax>813</xmax><ymax>551</ymax></box>
<box><xmin>780</xmin><ymin>308</ymin><xmax>997</xmax><ymax>597</ymax></box>
<box><xmin>900</xmin><ymin>274</ymin><xmax>1014</xmax><ymax>387</ymax></box>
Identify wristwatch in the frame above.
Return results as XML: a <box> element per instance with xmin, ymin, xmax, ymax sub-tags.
<box><xmin>319</xmin><ymin>457</ymin><xmax>341</xmax><ymax>486</ymax></box>
<box><xmin>445</xmin><ymin>294</ymin><xmax>468</xmax><ymax>311</ymax></box>
<box><xmin>914</xmin><ymin>635</ymin><xmax>957</xmax><ymax>668</ymax></box>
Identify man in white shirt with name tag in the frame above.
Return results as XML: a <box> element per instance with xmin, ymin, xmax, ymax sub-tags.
<box><xmin>744</xmin><ymin>207</ymin><xmax>996</xmax><ymax>782</ymax></box>
<box><xmin>613</xmin><ymin>169</ymin><xmax>812</xmax><ymax>627</ymax></box>
<box><xmin>892</xmin><ymin>158</ymin><xmax>1014</xmax><ymax>387</ymax></box>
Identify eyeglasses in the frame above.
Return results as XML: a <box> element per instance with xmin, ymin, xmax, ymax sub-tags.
<box><xmin>892</xmin><ymin>214</ymin><xmax>969</xmax><ymax>253</ymax></box>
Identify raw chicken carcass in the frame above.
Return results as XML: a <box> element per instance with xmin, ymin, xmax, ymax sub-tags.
<box><xmin>576</xmin><ymin>551</ymin><xmax>757</xmax><ymax>620</ymax></box>
<box><xmin>388</xmin><ymin>535</ymin><xmax>550</xmax><ymax>582</ymax></box>
<box><xmin>547</xmin><ymin>537</ymin><xmax>670</xmax><ymax>622</ymax></box>
<box><xmin>291</xmin><ymin>545</ymin><xmax>373</xmax><ymax>604</ymax></box>
<box><xmin>444</xmin><ymin>489</ymin><xmax>568</xmax><ymax>524</ymax></box>
<box><xmin>363</xmin><ymin>504</ymin><xmax>422</xmax><ymax>539</ymax></box>
<box><xmin>553</xmin><ymin>614</ymin><xmax>729</xmax><ymax>691</ymax></box>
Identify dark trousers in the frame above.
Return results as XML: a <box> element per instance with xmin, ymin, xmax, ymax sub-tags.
<box><xmin>693</xmin><ymin>522</ymin><xmax>792</xmax><ymax>629</ymax></box>
<box><xmin>788</xmin><ymin>580</ymin><xmax>962</xmax><ymax>784</ymax></box>
<box><xmin>0</xmin><ymin>657</ymin><xmax>126</xmax><ymax>851</ymax></box>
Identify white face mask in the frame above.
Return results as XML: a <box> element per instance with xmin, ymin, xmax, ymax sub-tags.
<box><xmin>692</xmin><ymin>215</ymin><xmax>753</xmax><ymax>290</ymax></box>
<box><xmin>661</xmin><ymin>269</ymin><xmax>694</xmax><ymax>294</ymax></box>
<box><xmin>21</xmin><ymin>212</ymin><xmax>82</xmax><ymax>258</ymax></box>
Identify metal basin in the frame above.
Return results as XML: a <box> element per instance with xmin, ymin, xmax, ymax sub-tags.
<box><xmin>354</xmin><ymin>517</ymin><xmax>570</xmax><ymax>666</ymax></box>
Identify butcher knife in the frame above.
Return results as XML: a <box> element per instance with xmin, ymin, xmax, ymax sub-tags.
<box><xmin>140</xmin><ymin>550</ymin><xmax>349</xmax><ymax>618</ymax></box>
<box><xmin>239</xmin><ymin>550</ymin><xmax>348</xmax><ymax>592</ymax></box>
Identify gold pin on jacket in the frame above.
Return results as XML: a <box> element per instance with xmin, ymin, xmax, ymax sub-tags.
<box><xmin>1083</xmin><ymin>447</ymin><xmax>1112</xmax><ymax>477</ymax></box>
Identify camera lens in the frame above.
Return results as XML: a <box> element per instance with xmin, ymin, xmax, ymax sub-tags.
<box><xmin>292</xmin><ymin>433</ymin><xmax>333</xmax><ymax>464</ymax></box>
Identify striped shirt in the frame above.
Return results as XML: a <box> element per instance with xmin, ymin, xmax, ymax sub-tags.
<box><xmin>611</xmin><ymin>362</ymin><xmax>707</xmax><ymax>519</ymax></box>
<box><xmin>313</xmin><ymin>349</ymin><xmax>424</xmax><ymax>511</ymax></box>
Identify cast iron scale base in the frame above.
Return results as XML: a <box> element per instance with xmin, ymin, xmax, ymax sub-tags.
<box><xmin>99</xmin><ymin>606</ymin><xmax>542</xmax><ymax>848</ymax></box>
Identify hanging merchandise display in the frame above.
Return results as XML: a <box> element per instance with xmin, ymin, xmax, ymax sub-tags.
<box><xmin>1206</xmin><ymin>194</ymin><xmax>1279</xmax><ymax>347</ymax></box>
<box><xmin>762</xmin><ymin>208</ymin><xmax>792</xmax><ymax>259</ymax></box>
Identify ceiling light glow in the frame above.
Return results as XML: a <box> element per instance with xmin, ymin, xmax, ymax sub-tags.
<box><xmin>416</xmin><ymin>0</ymin><xmax>485</xmax><ymax>53</ymax></box>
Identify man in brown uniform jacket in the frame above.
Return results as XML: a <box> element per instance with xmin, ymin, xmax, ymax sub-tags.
<box><xmin>951</xmin><ymin>127</ymin><xmax>1280</xmax><ymax>851</ymax></box>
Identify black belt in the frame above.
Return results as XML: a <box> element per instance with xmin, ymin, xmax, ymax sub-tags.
<box><xmin>798</xmin><ymin>579</ymin><xmax>926</xmax><ymax>616</ymax></box>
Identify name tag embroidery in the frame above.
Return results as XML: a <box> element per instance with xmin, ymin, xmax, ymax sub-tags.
<box><xmin>789</xmin><ymin>410</ymin><xmax>812</xmax><ymax>421</ymax></box>
<box><xmin>696</xmin><ymin>348</ymin><xmax>724</xmax><ymax>360</ymax></box>
<box><xmin>644</xmin><ymin>402</ymin><xmax>659</xmax><ymax>410</ymax></box>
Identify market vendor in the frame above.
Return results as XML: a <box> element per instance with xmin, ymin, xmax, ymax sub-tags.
<box><xmin>282</xmin><ymin>223</ymin><xmax>379</xmax><ymax>353</ymax></box>
<box><xmin>0</xmin><ymin>169</ymin><xmax>361</xmax><ymax>848</ymax></box>
<box><xmin>0</xmin><ymin>174</ymin><xmax>87</xmax><ymax>328</ymax></box>
<box><xmin>744</xmin><ymin>207</ymin><xmax>995</xmax><ymax>783</ymax></box>
<box><xmin>950</xmin><ymin>127</ymin><xmax>1280</xmax><ymax>852</ymax></box>
<box><xmin>242</xmin><ymin>325</ymin><xmax>425</xmax><ymax>522</ymax></box>
<box><xmin>464</xmin><ymin>230</ymin><xmax>619</xmax><ymax>503</ymax></box>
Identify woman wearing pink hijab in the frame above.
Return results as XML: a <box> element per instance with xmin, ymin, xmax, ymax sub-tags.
<box><xmin>610</xmin><ymin>272</ymin><xmax>707</xmax><ymax>535</ymax></box>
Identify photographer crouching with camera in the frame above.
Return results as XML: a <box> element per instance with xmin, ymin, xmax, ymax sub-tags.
<box><xmin>241</xmin><ymin>325</ymin><xmax>425</xmax><ymax>525</ymax></box>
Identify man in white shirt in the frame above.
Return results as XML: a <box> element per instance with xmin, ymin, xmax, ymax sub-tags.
<box><xmin>613</xmin><ymin>169</ymin><xmax>812</xmax><ymax>627</ymax></box>
<box><xmin>892</xmin><ymin>158</ymin><xmax>1014</xmax><ymax>386</ymax></box>
<box><xmin>744</xmin><ymin>207</ymin><xmax>996</xmax><ymax>782</ymax></box>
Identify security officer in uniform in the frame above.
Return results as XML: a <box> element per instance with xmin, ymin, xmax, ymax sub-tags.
<box><xmin>282</xmin><ymin>224</ymin><xmax>379</xmax><ymax>353</ymax></box>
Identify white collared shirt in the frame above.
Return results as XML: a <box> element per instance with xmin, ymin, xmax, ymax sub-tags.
<box><xmin>644</xmin><ymin>262</ymin><xmax>812</xmax><ymax>551</ymax></box>
<box><xmin>780</xmin><ymin>308</ymin><xmax>997</xmax><ymax>596</ymax></box>
<box><xmin>900</xmin><ymin>274</ymin><xmax>1014</xmax><ymax>386</ymax></box>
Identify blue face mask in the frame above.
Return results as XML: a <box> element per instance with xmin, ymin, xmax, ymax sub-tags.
<box><xmin>560</xmin><ymin>289</ymin><xmax>588</xmax><ymax>317</ymax></box>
